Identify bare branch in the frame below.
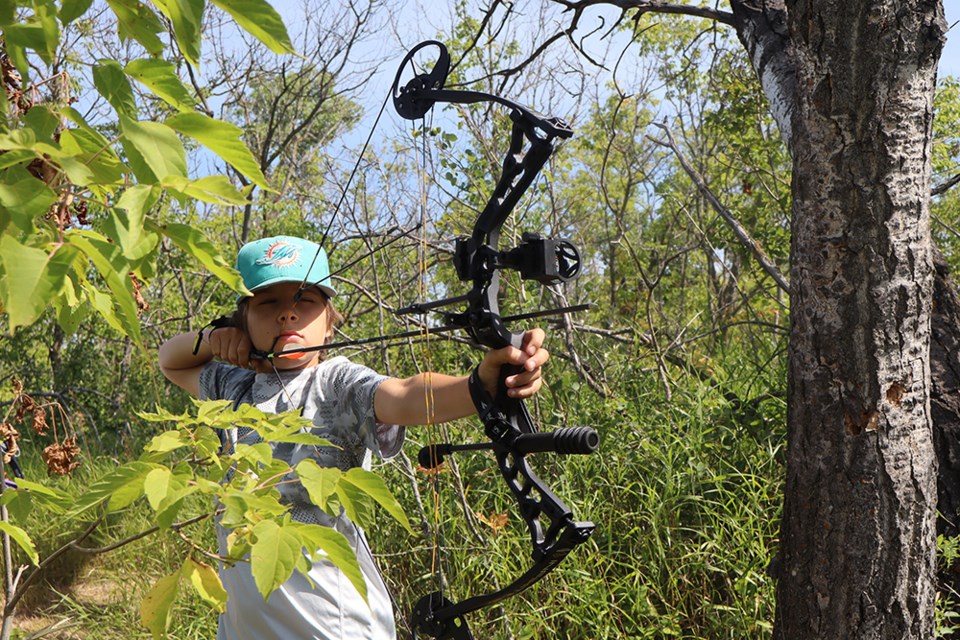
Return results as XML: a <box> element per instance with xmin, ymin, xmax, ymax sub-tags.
<box><xmin>552</xmin><ymin>0</ymin><xmax>735</xmax><ymax>27</ymax></box>
<box><xmin>933</xmin><ymin>171</ymin><xmax>960</xmax><ymax>196</ymax></box>
<box><xmin>650</xmin><ymin>122</ymin><xmax>790</xmax><ymax>294</ymax></box>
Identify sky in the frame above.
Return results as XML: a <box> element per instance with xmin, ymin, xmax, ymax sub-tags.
<box><xmin>285</xmin><ymin>1</ymin><xmax>960</xmax><ymax>105</ymax></box>
<box><xmin>257</xmin><ymin>1</ymin><xmax>960</xmax><ymax>159</ymax></box>
<box><xmin>942</xmin><ymin>1</ymin><xmax>960</xmax><ymax>76</ymax></box>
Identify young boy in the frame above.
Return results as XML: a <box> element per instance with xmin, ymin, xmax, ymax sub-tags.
<box><xmin>158</xmin><ymin>235</ymin><xmax>549</xmax><ymax>640</ymax></box>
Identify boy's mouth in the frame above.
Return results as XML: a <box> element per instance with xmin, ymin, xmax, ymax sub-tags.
<box><xmin>273</xmin><ymin>332</ymin><xmax>306</xmax><ymax>357</ymax></box>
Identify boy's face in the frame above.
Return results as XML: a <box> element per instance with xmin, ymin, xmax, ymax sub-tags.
<box><xmin>244</xmin><ymin>281</ymin><xmax>332</xmax><ymax>370</ymax></box>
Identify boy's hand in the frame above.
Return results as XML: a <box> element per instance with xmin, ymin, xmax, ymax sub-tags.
<box><xmin>476</xmin><ymin>328</ymin><xmax>550</xmax><ymax>400</ymax></box>
<box><xmin>207</xmin><ymin>326</ymin><xmax>254</xmax><ymax>369</ymax></box>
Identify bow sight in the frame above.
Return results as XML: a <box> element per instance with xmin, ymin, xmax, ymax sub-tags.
<box><xmin>392</xmin><ymin>40</ymin><xmax>599</xmax><ymax>640</ymax></box>
<box><xmin>454</xmin><ymin>232</ymin><xmax>581</xmax><ymax>286</ymax></box>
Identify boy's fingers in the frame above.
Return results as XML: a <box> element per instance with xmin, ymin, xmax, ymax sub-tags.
<box><xmin>520</xmin><ymin>327</ymin><xmax>545</xmax><ymax>355</ymax></box>
<box><xmin>237</xmin><ymin>342</ymin><xmax>251</xmax><ymax>368</ymax></box>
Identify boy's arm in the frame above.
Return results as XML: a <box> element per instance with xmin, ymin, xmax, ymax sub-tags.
<box><xmin>158</xmin><ymin>332</ymin><xmax>208</xmax><ymax>396</ymax></box>
<box><xmin>374</xmin><ymin>328</ymin><xmax>549</xmax><ymax>426</ymax></box>
<box><xmin>374</xmin><ymin>374</ymin><xmax>472</xmax><ymax>425</ymax></box>
<box><xmin>159</xmin><ymin>327</ymin><xmax>252</xmax><ymax>396</ymax></box>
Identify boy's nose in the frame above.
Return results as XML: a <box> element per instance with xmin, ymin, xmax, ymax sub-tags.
<box><xmin>279</xmin><ymin>303</ymin><xmax>299</xmax><ymax>322</ymax></box>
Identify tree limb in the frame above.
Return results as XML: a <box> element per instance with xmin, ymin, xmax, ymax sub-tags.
<box><xmin>650</xmin><ymin>122</ymin><xmax>790</xmax><ymax>293</ymax></box>
<box><xmin>553</xmin><ymin>0</ymin><xmax>735</xmax><ymax>27</ymax></box>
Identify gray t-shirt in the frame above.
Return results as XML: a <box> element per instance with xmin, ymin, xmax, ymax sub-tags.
<box><xmin>199</xmin><ymin>356</ymin><xmax>404</xmax><ymax>640</ymax></box>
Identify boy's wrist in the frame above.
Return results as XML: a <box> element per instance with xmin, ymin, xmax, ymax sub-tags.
<box><xmin>192</xmin><ymin>315</ymin><xmax>237</xmax><ymax>356</ymax></box>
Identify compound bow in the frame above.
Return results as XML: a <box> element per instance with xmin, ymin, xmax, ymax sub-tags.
<box><xmin>391</xmin><ymin>41</ymin><xmax>599</xmax><ymax>640</ymax></box>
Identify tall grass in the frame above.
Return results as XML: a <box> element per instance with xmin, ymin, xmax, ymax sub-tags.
<box><xmin>11</xmin><ymin>341</ymin><xmax>789</xmax><ymax>639</ymax></box>
<box><xmin>9</xmin><ymin>450</ymin><xmax>220</xmax><ymax>639</ymax></box>
<box><xmin>375</xmin><ymin>347</ymin><xmax>787</xmax><ymax>639</ymax></box>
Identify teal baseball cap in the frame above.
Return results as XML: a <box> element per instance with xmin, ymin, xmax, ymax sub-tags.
<box><xmin>235</xmin><ymin>236</ymin><xmax>336</xmax><ymax>298</ymax></box>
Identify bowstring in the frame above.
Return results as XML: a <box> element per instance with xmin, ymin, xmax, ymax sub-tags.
<box><xmin>267</xmin><ymin>78</ymin><xmax>394</xmax><ymax>404</ymax></box>
<box><xmin>412</xmin><ymin>90</ymin><xmax>448</xmax><ymax>609</ymax></box>
<box><xmin>269</xmin><ymin>65</ymin><xmax>396</xmax><ymax>395</ymax></box>
<box><xmin>297</xmin><ymin>86</ymin><xmax>393</xmax><ymax>298</ymax></box>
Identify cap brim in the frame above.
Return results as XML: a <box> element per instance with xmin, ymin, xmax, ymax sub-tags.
<box><xmin>237</xmin><ymin>277</ymin><xmax>337</xmax><ymax>301</ymax></box>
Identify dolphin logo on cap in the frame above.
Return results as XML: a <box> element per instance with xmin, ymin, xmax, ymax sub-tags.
<box><xmin>256</xmin><ymin>241</ymin><xmax>300</xmax><ymax>269</ymax></box>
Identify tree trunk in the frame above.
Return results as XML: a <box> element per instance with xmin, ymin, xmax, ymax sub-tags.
<box><xmin>772</xmin><ymin>1</ymin><xmax>945</xmax><ymax>638</ymax></box>
<box><xmin>930</xmin><ymin>249</ymin><xmax>960</xmax><ymax>625</ymax></box>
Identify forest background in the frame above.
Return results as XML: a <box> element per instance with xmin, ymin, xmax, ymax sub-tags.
<box><xmin>2</xmin><ymin>0</ymin><xmax>960</xmax><ymax>639</ymax></box>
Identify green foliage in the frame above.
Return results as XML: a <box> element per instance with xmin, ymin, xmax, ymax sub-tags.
<box><xmin>5</xmin><ymin>399</ymin><xmax>412</xmax><ymax>638</ymax></box>
<box><xmin>0</xmin><ymin>0</ymin><xmax>282</xmax><ymax>338</ymax></box>
<box><xmin>932</xmin><ymin>76</ymin><xmax>960</xmax><ymax>271</ymax></box>
<box><xmin>7</xmin><ymin>3</ymin><xmax>956</xmax><ymax>639</ymax></box>
<box><xmin>938</xmin><ymin>534</ymin><xmax>960</xmax><ymax>637</ymax></box>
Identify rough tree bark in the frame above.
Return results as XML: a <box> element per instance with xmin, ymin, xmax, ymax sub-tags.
<box><xmin>740</xmin><ymin>2</ymin><xmax>944</xmax><ymax>638</ymax></box>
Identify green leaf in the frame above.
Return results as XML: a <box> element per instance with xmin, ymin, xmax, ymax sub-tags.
<box><xmin>23</xmin><ymin>104</ymin><xmax>59</xmax><ymax>142</ymax></box>
<box><xmin>162</xmin><ymin>223</ymin><xmax>249</xmax><ymax>294</ymax></box>
<box><xmin>4</xmin><ymin>42</ymin><xmax>28</xmax><ymax>84</ymax></box>
<box><xmin>332</xmin><ymin>480</ymin><xmax>375</xmax><ymax>530</ymax></box>
<box><xmin>295</xmin><ymin>459</ymin><xmax>340</xmax><ymax>513</ymax></box>
<box><xmin>0</xmin><ymin>0</ymin><xmax>15</xmax><ymax>25</ymax></box>
<box><xmin>0</xmin><ymin>168</ymin><xmax>57</xmax><ymax>232</ymax></box>
<box><xmin>9</xmin><ymin>478</ymin><xmax>68</xmax><ymax>500</ymax></box>
<box><xmin>119</xmin><ymin>117</ymin><xmax>187</xmax><ymax>184</ymax></box>
<box><xmin>195</xmin><ymin>398</ymin><xmax>233</xmax><ymax>421</ymax></box>
<box><xmin>70</xmin><ymin>461</ymin><xmax>157</xmax><ymax>514</ymax></box>
<box><xmin>153</xmin><ymin>0</ymin><xmax>204</xmax><ymax>66</ymax></box>
<box><xmin>83</xmin><ymin>282</ymin><xmax>125</xmax><ymax>335</ymax></box>
<box><xmin>0</xmin><ymin>149</ymin><xmax>36</xmax><ymax>172</ymax></box>
<box><xmin>256</xmin><ymin>425</ymin><xmax>330</xmax><ymax>446</ymax></box>
<box><xmin>145</xmin><ymin>430</ymin><xmax>191</xmax><ymax>454</ymax></box>
<box><xmin>162</xmin><ymin>175</ymin><xmax>250</xmax><ymax>205</ymax></box>
<box><xmin>0</xmin><ymin>521</ymin><xmax>39</xmax><ymax>565</ymax></box>
<box><xmin>144</xmin><ymin>466</ymin><xmax>174</xmax><ymax>511</ymax></box>
<box><xmin>182</xmin><ymin>557</ymin><xmax>228</xmax><ymax>612</ymax></box>
<box><xmin>0</xmin><ymin>236</ymin><xmax>73</xmax><ymax>331</ymax></box>
<box><xmin>105</xmin><ymin>185</ymin><xmax>161</xmax><ymax>261</ymax></box>
<box><xmin>58</xmin><ymin>108</ymin><xmax>127</xmax><ymax>191</ymax></box>
<box><xmin>105</xmin><ymin>0</ymin><xmax>164</xmax><ymax>56</ymax></box>
<box><xmin>2</xmin><ymin>489</ymin><xmax>33</xmax><ymax>522</ymax></box>
<box><xmin>249</xmin><ymin>519</ymin><xmax>301</xmax><ymax>599</ymax></box>
<box><xmin>194</xmin><ymin>425</ymin><xmax>224</xmax><ymax>460</ymax></box>
<box><xmin>125</xmin><ymin>59</ymin><xmax>196</xmax><ymax>112</ymax></box>
<box><xmin>93</xmin><ymin>60</ymin><xmax>137</xmax><ymax>117</ymax></box>
<box><xmin>4</xmin><ymin>479</ymin><xmax>69</xmax><ymax>515</ymax></box>
<box><xmin>342</xmin><ymin>468</ymin><xmax>413</xmax><ymax>534</ymax></box>
<box><xmin>56</xmin><ymin>127</ymin><xmax>126</xmax><ymax>187</ymax></box>
<box><xmin>219</xmin><ymin>492</ymin><xmax>287</xmax><ymax>529</ymax></box>
<box><xmin>166</xmin><ymin>112</ymin><xmax>268</xmax><ymax>188</ymax></box>
<box><xmin>210</xmin><ymin>0</ymin><xmax>293</xmax><ymax>54</ymax></box>
<box><xmin>234</xmin><ymin>442</ymin><xmax>273</xmax><ymax>466</ymax></box>
<box><xmin>294</xmin><ymin>522</ymin><xmax>367</xmax><ymax>601</ymax></box>
<box><xmin>54</xmin><ymin>291</ymin><xmax>88</xmax><ymax>335</ymax></box>
<box><xmin>68</xmin><ymin>232</ymin><xmax>143</xmax><ymax>344</ymax></box>
<box><xmin>5</xmin><ymin>0</ymin><xmax>59</xmax><ymax>64</ymax></box>
<box><xmin>60</xmin><ymin>0</ymin><xmax>95</xmax><ymax>23</ymax></box>
<box><xmin>140</xmin><ymin>569</ymin><xmax>180</xmax><ymax>639</ymax></box>
<box><xmin>155</xmin><ymin>486</ymin><xmax>196</xmax><ymax>529</ymax></box>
